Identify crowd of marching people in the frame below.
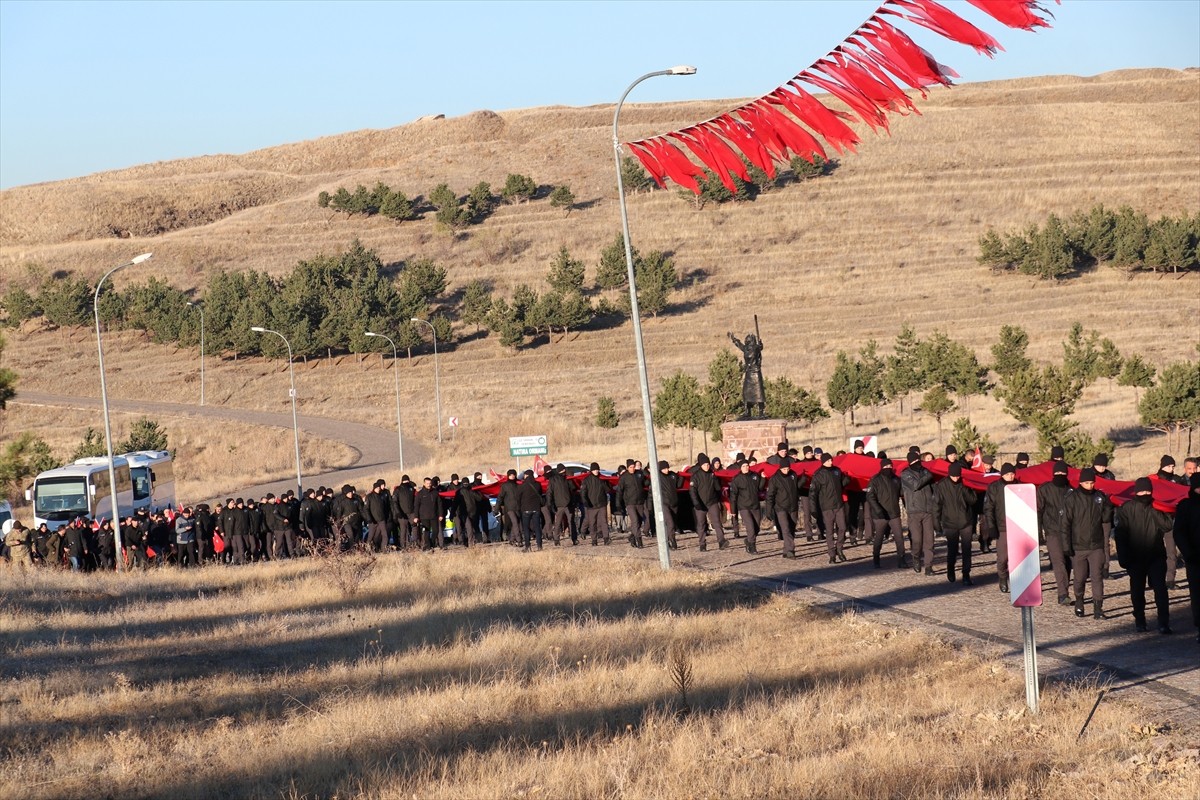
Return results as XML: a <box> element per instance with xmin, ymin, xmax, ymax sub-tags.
<box><xmin>4</xmin><ymin>440</ymin><xmax>1199</xmax><ymax>644</ymax></box>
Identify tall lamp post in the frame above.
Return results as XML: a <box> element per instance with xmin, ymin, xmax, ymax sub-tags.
<box><xmin>94</xmin><ymin>252</ymin><xmax>153</xmax><ymax>572</ymax></box>
<box><xmin>365</xmin><ymin>331</ymin><xmax>405</xmax><ymax>471</ymax></box>
<box><xmin>613</xmin><ymin>66</ymin><xmax>696</xmax><ymax>571</ymax></box>
<box><xmin>250</xmin><ymin>327</ymin><xmax>302</xmax><ymax>496</ymax></box>
<box><xmin>410</xmin><ymin>318</ymin><xmax>442</xmax><ymax>444</ymax></box>
<box><xmin>186</xmin><ymin>301</ymin><xmax>205</xmax><ymax>405</ymax></box>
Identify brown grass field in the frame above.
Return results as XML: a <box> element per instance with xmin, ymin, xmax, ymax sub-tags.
<box><xmin>2</xmin><ymin>550</ymin><xmax>1198</xmax><ymax>800</ymax></box>
<box><xmin>2</xmin><ymin>69</ymin><xmax>1199</xmax><ymax>490</ymax></box>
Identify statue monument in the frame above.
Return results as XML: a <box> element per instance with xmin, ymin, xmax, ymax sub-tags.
<box><xmin>728</xmin><ymin>330</ymin><xmax>765</xmax><ymax>419</ymax></box>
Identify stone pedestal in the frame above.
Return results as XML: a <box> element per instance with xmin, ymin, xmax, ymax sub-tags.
<box><xmin>719</xmin><ymin>419</ymin><xmax>788</xmax><ymax>464</ymax></box>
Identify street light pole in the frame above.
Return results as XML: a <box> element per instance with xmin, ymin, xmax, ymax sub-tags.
<box><xmin>94</xmin><ymin>252</ymin><xmax>152</xmax><ymax>572</ymax></box>
<box><xmin>613</xmin><ymin>66</ymin><xmax>696</xmax><ymax>571</ymax></box>
<box><xmin>251</xmin><ymin>327</ymin><xmax>302</xmax><ymax>496</ymax></box>
<box><xmin>365</xmin><ymin>331</ymin><xmax>405</xmax><ymax>471</ymax></box>
<box><xmin>186</xmin><ymin>301</ymin><xmax>204</xmax><ymax>405</ymax></box>
<box><xmin>410</xmin><ymin>318</ymin><xmax>442</xmax><ymax>444</ymax></box>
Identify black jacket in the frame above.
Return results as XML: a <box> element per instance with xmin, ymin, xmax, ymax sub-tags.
<box><xmin>689</xmin><ymin>467</ymin><xmax>722</xmax><ymax>510</ymax></box>
<box><xmin>866</xmin><ymin>470</ymin><xmax>902</xmax><ymax>520</ymax></box>
<box><xmin>617</xmin><ymin>470</ymin><xmax>648</xmax><ymax>505</ymax></box>
<box><xmin>766</xmin><ymin>470</ymin><xmax>800</xmax><ymax>515</ymax></box>
<box><xmin>933</xmin><ymin>478</ymin><xmax>977</xmax><ymax>531</ymax></box>
<box><xmin>497</xmin><ymin>480</ymin><xmax>520</xmax><ymax>513</ymax></box>
<box><xmin>580</xmin><ymin>473</ymin><xmax>609</xmax><ymax>509</ymax></box>
<box><xmin>657</xmin><ymin>470</ymin><xmax>680</xmax><ymax>512</ymax></box>
<box><xmin>392</xmin><ymin>483</ymin><xmax>416</xmax><ymax>518</ymax></box>
<box><xmin>1174</xmin><ymin>492</ymin><xmax>1200</xmax><ymax>564</ymax></box>
<box><xmin>899</xmin><ymin>463</ymin><xmax>934</xmax><ymax>515</ymax></box>
<box><xmin>1036</xmin><ymin>477</ymin><xmax>1071</xmax><ymax>537</ymax></box>
<box><xmin>1114</xmin><ymin>495</ymin><xmax>1172</xmax><ymax>566</ymax></box>
<box><xmin>365</xmin><ymin>490</ymin><xmax>391</xmax><ymax>524</ymax></box>
<box><xmin>983</xmin><ymin>478</ymin><xmax>1015</xmax><ymax>534</ymax></box>
<box><xmin>1063</xmin><ymin>487</ymin><xmax>1112</xmax><ymax>553</ymax></box>
<box><xmin>457</xmin><ymin>483</ymin><xmax>482</xmax><ymax>516</ymax></box>
<box><xmin>810</xmin><ymin>465</ymin><xmax>847</xmax><ymax>513</ymax></box>
<box><xmin>517</xmin><ymin>479</ymin><xmax>544</xmax><ymax>514</ymax></box>
<box><xmin>330</xmin><ymin>494</ymin><xmax>364</xmax><ymax>529</ymax></box>
<box><xmin>413</xmin><ymin>487</ymin><xmax>443</xmax><ymax>520</ymax></box>
<box><xmin>728</xmin><ymin>470</ymin><xmax>762</xmax><ymax>512</ymax></box>
<box><xmin>547</xmin><ymin>472</ymin><xmax>575</xmax><ymax>510</ymax></box>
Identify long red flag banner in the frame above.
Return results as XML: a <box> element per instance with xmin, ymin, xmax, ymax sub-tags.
<box><xmin>623</xmin><ymin>0</ymin><xmax>1058</xmax><ymax>193</ymax></box>
<box><xmin>464</xmin><ymin>454</ymin><xmax>1190</xmax><ymax>515</ymax></box>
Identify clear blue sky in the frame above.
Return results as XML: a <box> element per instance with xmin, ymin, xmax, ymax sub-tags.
<box><xmin>1</xmin><ymin>0</ymin><xmax>1197</xmax><ymax>189</ymax></box>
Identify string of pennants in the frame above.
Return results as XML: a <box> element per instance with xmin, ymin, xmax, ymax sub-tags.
<box><xmin>624</xmin><ymin>0</ymin><xmax>1057</xmax><ymax>194</ymax></box>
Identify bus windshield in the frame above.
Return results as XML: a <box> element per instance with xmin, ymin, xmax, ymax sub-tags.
<box><xmin>35</xmin><ymin>477</ymin><xmax>89</xmax><ymax>522</ymax></box>
<box><xmin>130</xmin><ymin>468</ymin><xmax>151</xmax><ymax>501</ymax></box>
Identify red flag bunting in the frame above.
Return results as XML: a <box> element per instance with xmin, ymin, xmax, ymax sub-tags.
<box><xmin>623</xmin><ymin>0</ymin><xmax>1053</xmax><ymax>194</ymax></box>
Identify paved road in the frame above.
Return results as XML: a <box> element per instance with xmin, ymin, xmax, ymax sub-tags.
<box><xmin>14</xmin><ymin>391</ymin><xmax>426</xmax><ymax>500</ymax></box>
<box><xmin>577</xmin><ymin>528</ymin><xmax>1200</xmax><ymax>732</ymax></box>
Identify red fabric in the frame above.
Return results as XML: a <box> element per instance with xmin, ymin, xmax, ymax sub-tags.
<box><xmin>692</xmin><ymin>124</ymin><xmax>753</xmax><ymax>181</ymax></box>
<box><xmin>668</xmin><ymin>131</ymin><xmax>737</xmax><ymax>191</ymax></box>
<box><xmin>752</xmin><ymin>101</ymin><xmax>828</xmax><ymax>163</ymax></box>
<box><xmin>965</xmin><ymin>0</ymin><xmax>1054</xmax><ymax>31</ymax></box>
<box><xmin>770</xmin><ymin>86</ymin><xmax>861</xmax><ymax>154</ymax></box>
<box><xmin>882</xmin><ymin>0</ymin><xmax>1002</xmax><ymax>56</ymax></box>
<box><xmin>621</xmin><ymin>0</ymin><xmax>1051</xmax><ymax>193</ymax></box>
<box><xmin>713</xmin><ymin>115</ymin><xmax>777</xmax><ymax>178</ymax></box>
<box><xmin>625</xmin><ymin>141</ymin><xmax>668</xmax><ymax>189</ymax></box>
<box><xmin>213</xmin><ymin>532</ymin><xmax>226</xmax><ymax>553</ymax></box>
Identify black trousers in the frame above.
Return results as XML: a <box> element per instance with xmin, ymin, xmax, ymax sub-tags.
<box><xmin>872</xmin><ymin>517</ymin><xmax>905</xmax><ymax>562</ymax></box>
<box><xmin>627</xmin><ymin>504</ymin><xmax>649</xmax><ymax>539</ymax></box>
<box><xmin>275</xmin><ymin>528</ymin><xmax>300</xmax><ymax>558</ymax></box>
<box><xmin>823</xmin><ymin>508</ymin><xmax>848</xmax><ymax>558</ymax></box>
<box><xmin>365</xmin><ymin>522</ymin><xmax>389</xmax><ymax>552</ymax></box>
<box><xmin>776</xmin><ymin>509</ymin><xmax>797</xmax><ymax>555</ymax></box>
<box><xmin>176</xmin><ymin>541</ymin><xmax>198</xmax><ymax>567</ymax></box>
<box><xmin>1127</xmin><ymin>558</ymin><xmax>1169</xmax><ymax>628</ymax></box>
<box><xmin>694</xmin><ymin>505</ymin><xmax>724</xmax><ymax>547</ymax></box>
<box><xmin>738</xmin><ymin>508</ymin><xmax>761</xmax><ymax>547</ymax></box>
<box><xmin>944</xmin><ymin>525</ymin><xmax>974</xmax><ymax>578</ymax></box>
<box><xmin>553</xmin><ymin>508</ymin><xmax>573</xmax><ymax>543</ymax></box>
<box><xmin>521</xmin><ymin>510</ymin><xmax>543</xmax><ymax>549</ymax></box>
<box><xmin>583</xmin><ymin>507</ymin><xmax>609</xmax><ymax>544</ymax></box>
<box><xmin>419</xmin><ymin>518</ymin><xmax>441</xmax><ymax>549</ymax></box>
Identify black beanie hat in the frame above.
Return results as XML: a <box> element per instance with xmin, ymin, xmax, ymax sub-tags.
<box><xmin>777</xmin><ymin>441</ymin><xmax>788</xmax><ymax>452</ymax></box>
<box><xmin>779</xmin><ymin>457</ymin><xmax>792</xmax><ymax>469</ymax></box>
<box><xmin>1160</xmin><ymin>455</ymin><xmax>1176</xmax><ymax>469</ymax></box>
<box><xmin>803</xmin><ymin>445</ymin><xmax>813</xmax><ymax>454</ymax></box>
<box><xmin>1016</xmin><ymin>452</ymin><xmax>1030</xmax><ymax>464</ymax></box>
<box><xmin>1000</xmin><ymin>462</ymin><xmax>1016</xmax><ymax>476</ymax></box>
<box><xmin>880</xmin><ymin>458</ymin><xmax>893</xmax><ymax>470</ymax></box>
<box><xmin>589</xmin><ymin>462</ymin><xmax>600</xmax><ymax>471</ymax></box>
<box><xmin>1052</xmin><ymin>461</ymin><xmax>1068</xmax><ymax>476</ymax></box>
<box><xmin>948</xmin><ymin>462</ymin><xmax>963</xmax><ymax>477</ymax></box>
<box><xmin>1050</xmin><ymin>445</ymin><xmax>1065</xmax><ymax>460</ymax></box>
<box><xmin>341</xmin><ymin>484</ymin><xmax>353</xmax><ymax>494</ymax></box>
<box><xmin>945</xmin><ymin>445</ymin><xmax>957</xmax><ymax>456</ymax></box>
<box><xmin>696</xmin><ymin>453</ymin><xmax>710</xmax><ymax>466</ymax></box>
<box><xmin>907</xmin><ymin>451</ymin><xmax>920</xmax><ymax>465</ymax></box>
<box><xmin>820</xmin><ymin>452</ymin><xmax>833</xmax><ymax>464</ymax></box>
<box><xmin>1093</xmin><ymin>453</ymin><xmax>1108</xmax><ymax>467</ymax></box>
<box><xmin>854</xmin><ymin>439</ymin><xmax>864</xmax><ymax>449</ymax></box>
<box><xmin>1134</xmin><ymin>476</ymin><xmax>1153</xmax><ymax>494</ymax></box>
<box><xmin>1079</xmin><ymin>467</ymin><xmax>1097</xmax><ymax>482</ymax></box>
<box><xmin>659</xmin><ymin>460</ymin><xmax>669</xmax><ymax>471</ymax></box>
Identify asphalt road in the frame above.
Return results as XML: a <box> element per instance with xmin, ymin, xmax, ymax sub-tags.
<box><xmin>13</xmin><ymin>391</ymin><xmax>426</xmax><ymax>501</ymax></box>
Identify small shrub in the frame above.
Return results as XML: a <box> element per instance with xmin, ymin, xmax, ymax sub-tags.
<box><xmin>501</xmin><ymin>173</ymin><xmax>537</xmax><ymax>204</ymax></box>
<box><xmin>596</xmin><ymin>397</ymin><xmax>619</xmax><ymax>428</ymax></box>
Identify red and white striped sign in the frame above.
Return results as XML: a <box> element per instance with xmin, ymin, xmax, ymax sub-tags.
<box><xmin>1005</xmin><ymin>484</ymin><xmax>1042</xmax><ymax>607</ymax></box>
<box><xmin>848</xmin><ymin>435</ymin><xmax>878</xmax><ymax>453</ymax></box>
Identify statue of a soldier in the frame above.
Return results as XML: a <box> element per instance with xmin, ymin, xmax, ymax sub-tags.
<box><xmin>728</xmin><ymin>331</ymin><xmax>765</xmax><ymax>418</ymax></box>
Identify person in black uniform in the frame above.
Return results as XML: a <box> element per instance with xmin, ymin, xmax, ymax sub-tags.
<box><xmin>655</xmin><ymin>460</ymin><xmax>681</xmax><ymax>550</ymax></box>
<box><xmin>411</xmin><ymin>478</ymin><xmax>444</xmax><ymax>550</ymax></box>
<box><xmin>934</xmin><ymin>462</ymin><xmax>978</xmax><ymax>585</ymax></box>
<box><xmin>1064</xmin><ymin>467</ymin><xmax>1113</xmax><ymax>620</ymax></box>
<box><xmin>580</xmin><ymin>463</ymin><xmax>611</xmax><ymax>546</ymax></box>
<box><xmin>1114</xmin><ymin>477</ymin><xmax>1174</xmax><ymax>634</ymax></box>
<box><xmin>728</xmin><ymin>460</ymin><xmax>762</xmax><ymax>554</ymax></box>
<box><xmin>1037</xmin><ymin>461</ymin><xmax>1074</xmax><ymax>604</ymax></box>
<box><xmin>517</xmin><ymin>470</ymin><xmax>544</xmax><ymax>551</ymax></box>
<box><xmin>867</xmin><ymin>458</ymin><xmax>906</xmax><ymax>569</ymax></box>
<box><xmin>811</xmin><ymin>453</ymin><xmax>849</xmax><ymax>563</ymax></box>
<box><xmin>194</xmin><ymin>503</ymin><xmax>215</xmax><ymax>562</ymax></box>
<box><xmin>124</xmin><ymin>515</ymin><xmax>148</xmax><ymax>569</ymax></box>
<box><xmin>497</xmin><ymin>470</ymin><xmax>522</xmax><ymax>546</ymax></box>
<box><xmin>617</xmin><ymin>461</ymin><xmax>649</xmax><ymax>548</ymax></box>
<box><xmin>766</xmin><ymin>457</ymin><xmax>800</xmax><ymax>559</ymax></box>
<box><xmin>1156</xmin><ymin>455</ymin><xmax>1187</xmax><ymax>588</ymax></box>
<box><xmin>689</xmin><ymin>453</ymin><xmax>726</xmax><ymax>552</ymax></box>
<box><xmin>63</xmin><ymin>518</ymin><xmax>89</xmax><ymax>571</ymax></box>
<box><xmin>364</xmin><ymin>479</ymin><xmax>392</xmax><ymax>552</ymax></box>
<box><xmin>455</xmin><ymin>477</ymin><xmax>483</xmax><ymax>546</ymax></box>
<box><xmin>330</xmin><ymin>486</ymin><xmax>365</xmax><ymax>549</ymax></box>
<box><xmin>95</xmin><ymin>518</ymin><xmax>116</xmax><ymax>570</ymax></box>
<box><xmin>1172</xmin><ymin>473</ymin><xmax>1200</xmax><ymax>644</ymax></box>
<box><xmin>391</xmin><ymin>477</ymin><xmax>415</xmax><ymax>548</ymax></box>
<box><xmin>547</xmin><ymin>465</ymin><xmax>576</xmax><ymax>546</ymax></box>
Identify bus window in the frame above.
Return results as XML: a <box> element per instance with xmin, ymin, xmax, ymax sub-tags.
<box><xmin>131</xmin><ymin>468</ymin><xmax>151</xmax><ymax>501</ymax></box>
<box><xmin>35</xmin><ymin>478</ymin><xmax>89</xmax><ymax>523</ymax></box>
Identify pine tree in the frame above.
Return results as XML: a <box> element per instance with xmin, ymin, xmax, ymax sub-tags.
<box><xmin>119</xmin><ymin>417</ymin><xmax>169</xmax><ymax>452</ymax></box>
<box><xmin>990</xmin><ymin>324</ymin><xmax>1032</xmax><ymax>380</ymax></box>
<box><xmin>620</xmin><ymin>156</ymin><xmax>652</xmax><ymax>193</ymax></box>
<box><xmin>548</xmin><ymin>185</ymin><xmax>575</xmax><ymax>214</ymax></box>
<box><xmin>883</xmin><ymin>325</ymin><xmax>924</xmax><ymax>417</ymax></box>
<box><xmin>596</xmin><ymin>233</ymin><xmax>632</xmax><ymax>289</ymax></box>
<box><xmin>1139</xmin><ymin>361</ymin><xmax>1200</xmax><ymax>453</ymax></box>
<box><xmin>596</xmin><ymin>397</ymin><xmax>619</xmax><ymax>429</ymax></box>
<box><xmin>460</xmin><ymin>280</ymin><xmax>494</xmax><ymax>334</ymax></box>
<box><xmin>1117</xmin><ymin>354</ymin><xmax>1156</xmax><ymax>406</ymax></box>
<box><xmin>501</xmin><ymin>174</ymin><xmax>537</xmax><ymax>204</ymax></box>
<box><xmin>765</xmin><ymin>377</ymin><xmax>828</xmax><ymax>425</ymax></box>
<box><xmin>546</xmin><ymin>246</ymin><xmax>586</xmax><ymax>294</ymax></box>
<box><xmin>920</xmin><ymin>385</ymin><xmax>955</xmax><ymax>445</ymax></box>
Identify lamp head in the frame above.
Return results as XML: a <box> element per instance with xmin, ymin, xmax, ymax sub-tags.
<box><xmin>668</xmin><ymin>65</ymin><xmax>697</xmax><ymax>75</ymax></box>
<box><xmin>410</xmin><ymin>318</ymin><xmax>421</xmax><ymax>323</ymax></box>
<box><xmin>365</xmin><ymin>332</ymin><xmax>379</xmax><ymax>338</ymax></box>
<box><xmin>250</xmin><ymin>326</ymin><xmax>266</xmax><ymax>333</ymax></box>
<box><xmin>131</xmin><ymin>253</ymin><xmax>153</xmax><ymax>264</ymax></box>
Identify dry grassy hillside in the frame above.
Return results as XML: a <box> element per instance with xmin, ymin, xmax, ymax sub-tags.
<box><xmin>2</xmin><ymin>69</ymin><xmax>1198</xmax><ymax>482</ymax></box>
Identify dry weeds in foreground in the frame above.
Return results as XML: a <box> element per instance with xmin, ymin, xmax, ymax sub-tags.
<box><xmin>2</xmin><ymin>551</ymin><xmax>1196</xmax><ymax>800</ymax></box>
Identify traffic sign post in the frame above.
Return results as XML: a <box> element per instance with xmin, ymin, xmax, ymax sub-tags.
<box><xmin>509</xmin><ymin>435</ymin><xmax>548</xmax><ymax>458</ymax></box>
<box><xmin>1005</xmin><ymin>483</ymin><xmax>1042</xmax><ymax>714</ymax></box>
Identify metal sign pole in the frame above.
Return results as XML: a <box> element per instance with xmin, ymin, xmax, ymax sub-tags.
<box><xmin>1021</xmin><ymin>606</ymin><xmax>1040</xmax><ymax>714</ymax></box>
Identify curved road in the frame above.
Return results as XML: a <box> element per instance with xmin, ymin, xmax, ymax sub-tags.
<box><xmin>14</xmin><ymin>391</ymin><xmax>427</xmax><ymax>501</ymax></box>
